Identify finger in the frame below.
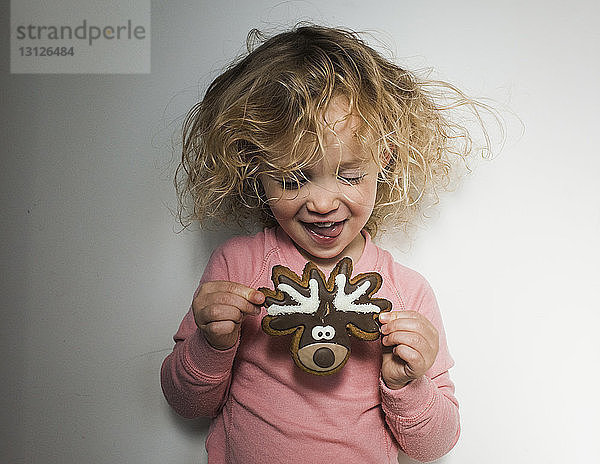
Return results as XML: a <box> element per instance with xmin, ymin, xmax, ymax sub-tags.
<box><xmin>382</xmin><ymin>330</ymin><xmax>430</xmax><ymax>352</ymax></box>
<box><xmin>380</xmin><ymin>312</ymin><xmax>438</xmax><ymax>343</ymax></box>
<box><xmin>202</xmin><ymin>320</ymin><xmax>239</xmax><ymax>338</ymax></box>
<box><xmin>201</xmin><ymin>281</ymin><xmax>265</xmax><ymax>305</ymax></box>
<box><xmin>382</xmin><ymin>330</ymin><xmax>437</xmax><ymax>364</ymax></box>
<box><xmin>201</xmin><ymin>291</ymin><xmax>262</xmax><ymax>316</ymax></box>
<box><xmin>392</xmin><ymin>344</ymin><xmax>426</xmax><ymax>378</ymax></box>
<box><xmin>195</xmin><ymin>303</ymin><xmax>245</xmax><ymax>327</ymax></box>
<box><xmin>379</xmin><ymin>310</ymin><xmax>422</xmax><ymax>323</ymax></box>
<box><xmin>380</xmin><ymin>316</ymin><xmax>431</xmax><ymax>335</ymax></box>
<box><xmin>381</xmin><ymin>322</ymin><xmax>438</xmax><ymax>351</ymax></box>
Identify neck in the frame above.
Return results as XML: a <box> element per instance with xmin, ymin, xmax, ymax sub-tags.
<box><xmin>294</xmin><ymin>231</ymin><xmax>366</xmax><ymax>274</ymax></box>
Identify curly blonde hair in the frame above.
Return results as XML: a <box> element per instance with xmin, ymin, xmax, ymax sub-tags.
<box><xmin>175</xmin><ymin>23</ymin><xmax>494</xmax><ymax>236</ymax></box>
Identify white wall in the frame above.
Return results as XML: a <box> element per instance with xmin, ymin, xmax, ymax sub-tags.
<box><xmin>2</xmin><ymin>1</ymin><xmax>598</xmax><ymax>463</ymax></box>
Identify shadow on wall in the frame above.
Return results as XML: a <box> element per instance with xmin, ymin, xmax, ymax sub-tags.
<box><xmin>194</xmin><ymin>224</ymin><xmax>262</xmax><ymax>265</ymax></box>
<box><xmin>397</xmin><ymin>450</ymin><xmax>430</xmax><ymax>463</ymax></box>
<box><xmin>165</xmin><ymin>403</ymin><xmax>211</xmax><ymax>438</ymax></box>
<box><xmin>160</xmin><ymin>226</ymin><xmax>251</xmax><ymax>439</ymax></box>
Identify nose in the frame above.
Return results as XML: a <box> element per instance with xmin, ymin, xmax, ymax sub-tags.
<box><xmin>313</xmin><ymin>347</ymin><xmax>335</xmax><ymax>368</ymax></box>
<box><xmin>306</xmin><ymin>182</ymin><xmax>340</xmax><ymax>214</ymax></box>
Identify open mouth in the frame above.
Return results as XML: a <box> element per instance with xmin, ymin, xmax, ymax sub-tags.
<box><xmin>302</xmin><ymin>221</ymin><xmax>345</xmax><ymax>239</ymax></box>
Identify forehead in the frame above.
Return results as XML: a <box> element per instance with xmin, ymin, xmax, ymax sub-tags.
<box><xmin>259</xmin><ymin>96</ymin><xmax>378</xmax><ymax>173</ymax></box>
<box><xmin>313</xmin><ymin>125</ymin><xmax>377</xmax><ymax>173</ymax></box>
<box><xmin>269</xmin><ymin>138</ymin><xmax>374</xmax><ymax>174</ymax></box>
<box><xmin>265</xmin><ymin>138</ymin><xmax>375</xmax><ymax>176</ymax></box>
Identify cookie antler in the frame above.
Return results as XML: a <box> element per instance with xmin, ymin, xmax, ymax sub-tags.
<box><xmin>331</xmin><ymin>258</ymin><xmax>389</xmax><ymax>314</ymax></box>
<box><xmin>333</xmin><ymin>275</ymin><xmax>378</xmax><ymax>312</ymax></box>
<box><xmin>266</xmin><ymin>275</ymin><xmax>320</xmax><ymax>316</ymax></box>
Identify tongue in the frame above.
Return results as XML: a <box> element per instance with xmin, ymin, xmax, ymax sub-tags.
<box><xmin>306</xmin><ymin>222</ymin><xmax>342</xmax><ymax>237</ymax></box>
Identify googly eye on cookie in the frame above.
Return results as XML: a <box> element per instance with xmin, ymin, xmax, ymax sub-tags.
<box><xmin>259</xmin><ymin>257</ymin><xmax>392</xmax><ymax>375</ymax></box>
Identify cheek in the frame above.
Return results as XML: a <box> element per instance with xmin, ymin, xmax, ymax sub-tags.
<box><xmin>366</xmin><ymin>181</ymin><xmax>378</xmax><ymax>204</ymax></box>
<box><xmin>260</xmin><ymin>177</ymin><xmax>300</xmax><ymax>219</ymax></box>
<box><xmin>347</xmin><ymin>181</ymin><xmax>378</xmax><ymax>212</ymax></box>
<box><xmin>267</xmin><ymin>195</ymin><xmax>302</xmax><ymax>220</ymax></box>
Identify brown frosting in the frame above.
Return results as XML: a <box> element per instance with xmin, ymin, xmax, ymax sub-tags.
<box><xmin>260</xmin><ymin>257</ymin><xmax>392</xmax><ymax>375</ymax></box>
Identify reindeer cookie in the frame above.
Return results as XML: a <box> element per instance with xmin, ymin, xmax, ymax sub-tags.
<box><xmin>260</xmin><ymin>257</ymin><xmax>392</xmax><ymax>375</ymax></box>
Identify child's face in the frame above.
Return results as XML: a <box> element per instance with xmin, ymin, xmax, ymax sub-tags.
<box><xmin>260</xmin><ymin>97</ymin><xmax>380</xmax><ymax>267</ymax></box>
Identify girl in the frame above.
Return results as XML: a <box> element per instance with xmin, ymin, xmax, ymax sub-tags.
<box><xmin>161</xmin><ymin>24</ymin><xmax>487</xmax><ymax>463</ymax></box>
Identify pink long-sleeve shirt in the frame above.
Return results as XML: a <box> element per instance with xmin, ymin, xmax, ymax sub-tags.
<box><xmin>161</xmin><ymin>227</ymin><xmax>459</xmax><ymax>463</ymax></box>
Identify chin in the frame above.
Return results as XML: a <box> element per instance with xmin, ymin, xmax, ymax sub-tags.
<box><xmin>306</xmin><ymin>246</ymin><xmax>348</xmax><ymax>262</ymax></box>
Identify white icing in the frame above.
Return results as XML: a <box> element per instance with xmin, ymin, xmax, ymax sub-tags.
<box><xmin>267</xmin><ymin>278</ymin><xmax>320</xmax><ymax>315</ymax></box>
<box><xmin>322</xmin><ymin>325</ymin><xmax>335</xmax><ymax>340</ymax></box>
<box><xmin>333</xmin><ymin>274</ymin><xmax>381</xmax><ymax>313</ymax></box>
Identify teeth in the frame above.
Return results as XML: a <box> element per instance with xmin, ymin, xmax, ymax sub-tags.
<box><xmin>314</xmin><ymin>222</ymin><xmax>335</xmax><ymax>228</ymax></box>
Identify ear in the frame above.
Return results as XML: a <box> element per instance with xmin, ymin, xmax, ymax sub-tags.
<box><xmin>262</xmin><ymin>313</ymin><xmax>307</xmax><ymax>335</ymax></box>
<box><xmin>380</xmin><ymin>147</ymin><xmax>392</xmax><ymax>167</ymax></box>
<box><xmin>346</xmin><ymin>320</ymin><xmax>381</xmax><ymax>340</ymax></box>
<box><xmin>376</xmin><ymin>143</ymin><xmax>396</xmax><ymax>178</ymax></box>
<box><xmin>345</xmin><ymin>304</ymin><xmax>391</xmax><ymax>341</ymax></box>
<box><xmin>262</xmin><ymin>314</ymin><xmax>306</xmax><ymax>369</ymax></box>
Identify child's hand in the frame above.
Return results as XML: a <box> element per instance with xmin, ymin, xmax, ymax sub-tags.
<box><xmin>192</xmin><ymin>281</ymin><xmax>265</xmax><ymax>350</ymax></box>
<box><xmin>379</xmin><ymin>311</ymin><xmax>439</xmax><ymax>389</ymax></box>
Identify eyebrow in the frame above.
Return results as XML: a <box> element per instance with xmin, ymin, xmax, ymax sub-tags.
<box><xmin>265</xmin><ymin>158</ymin><xmax>369</xmax><ymax>178</ymax></box>
<box><xmin>335</xmin><ymin>160</ymin><xmax>369</xmax><ymax>170</ymax></box>
<box><xmin>266</xmin><ymin>170</ymin><xmax>308</xmax><ymax>179</ymax></box>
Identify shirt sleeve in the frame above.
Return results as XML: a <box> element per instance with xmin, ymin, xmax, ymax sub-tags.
<box><xmin>379</xmin><ymin>270</ymin><xmax>460</xmax><ymax>462</ymax></box>
<box><xmin>160</xmin><ymin>246</ymin><xmax>239</xmax><ymax>419</ymax></box>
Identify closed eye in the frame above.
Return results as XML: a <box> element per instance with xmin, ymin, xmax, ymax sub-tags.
<box><xmin>277</xmin><ymin>177</ymin><xmax>308</xmax><ymax>190</ymax></box>
<box><xmin>338</xmin><ymin>173</ymin><xmax>366</xmax><ymax>185</ymax></box>
<box><xmin>274</xmin><ymin>172</ymin><xmax>309</xmax><ymax>190</ymax></box>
